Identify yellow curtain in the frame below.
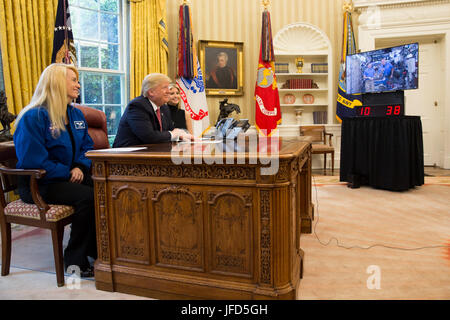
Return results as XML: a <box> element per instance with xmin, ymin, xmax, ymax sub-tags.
<box><xmin>0</xmin><ymin>0</ymin><xmax>58</xmax><ymax>117</ymax></box>
<box><xmin>130</xmin><ymin>0</ymin><xmax>168</xmax><ymax>98</ymax></box>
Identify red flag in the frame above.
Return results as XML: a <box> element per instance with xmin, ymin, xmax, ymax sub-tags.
<box><xmin>176</xmin><ymin>3</ymin><xmax>209</xmax><ymax>137</ymax></box>
<box><xmin>254</xmin><ymin>10</ymin><xmax>281</xmax><ymax>137</ymax></box>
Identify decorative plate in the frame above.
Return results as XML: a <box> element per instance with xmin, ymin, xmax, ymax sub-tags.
<box><xmin>302</xmin><ymin>94</ymin><xmax>315</xmax><ymax>104</ymax></box>
<box><xmin>283</xmin><ymin>94</ymin><xmax>296</xmax><ymax>104</ymax></box>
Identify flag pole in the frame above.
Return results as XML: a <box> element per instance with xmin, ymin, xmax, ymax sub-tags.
<box><xmin>335</xmin><ymin>0</ymin><xmax>361</xmax><ymax>122</ymax></box>
<box><xmin>63</xmin><ymin>0</ymin><xmax>69</xmax><ymax>64</ymax></box>
<box><xmin>176</xmin><ymin>0</ymin><xmax>210</xmax><ymax>137</ymax></box>
<box><xmin>254</xmin><ymin>0</ymin><xmax>281</xmax><ymax>137</ymax></box>
<box><xmin>51</xmin><ymin>0</ymin><xmax>77</xmax><ymax>66</ymax></box>
<box><xmin>260</xmin><ymin>0</ymin><xmax>274</xmax><ymax>63</ymax></box>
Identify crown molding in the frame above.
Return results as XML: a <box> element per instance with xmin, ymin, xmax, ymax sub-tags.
<box><xmin>357</xmin><ymin>0</ymin><xmax>450</xmax><ymax>28</ymax></box>
<box><xmin>354</xmin><ymin>0</ymin><xmax>425</xmax><ymax>8</ymax></box>
<box><xmin>354</xmin><ymin>0</ymin><xmax>449</xmax><ymax>9</ymax></box>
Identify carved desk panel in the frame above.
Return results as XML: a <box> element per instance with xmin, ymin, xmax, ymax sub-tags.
<box><xmin>87</xmin><ymin>137</ymin><xmax>312</xmax><ymax>299</ymax></box>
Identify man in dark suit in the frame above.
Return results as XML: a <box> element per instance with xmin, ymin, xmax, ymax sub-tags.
<box><xmin>113</xmin><ymin>73</ymin><xmax>193</xmax><ymax>147</ymax></box>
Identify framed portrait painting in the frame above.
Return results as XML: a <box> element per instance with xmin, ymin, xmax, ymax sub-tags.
<box><xmin>198</xmin><ymin>40</ymin><xmax>244</xmax><ymax>96</ymax></box>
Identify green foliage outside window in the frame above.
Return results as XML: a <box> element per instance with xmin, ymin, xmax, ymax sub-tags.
<box><xmin>69</xmin><ymin>0</ymin><xmax>125</xmax><ymax>145</ymax></box>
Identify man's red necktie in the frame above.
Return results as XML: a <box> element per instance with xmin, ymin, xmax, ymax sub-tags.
<box><xmin>156</xmin><ymin>107</ymin><xmax>162</xmax><ymax>132</ymax></box>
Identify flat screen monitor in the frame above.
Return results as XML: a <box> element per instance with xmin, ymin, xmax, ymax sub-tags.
<box><xmin>346</xmin><ymin>43</ymin><xmax>419</xmax><ymax>95</ymax></box>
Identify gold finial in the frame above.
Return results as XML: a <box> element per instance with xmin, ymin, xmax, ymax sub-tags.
<box><xmin>262</xmin><ymin>0</ymin><xmax>270</xmax><ymax>10</ymax></box>
<box><xmin>343</xmin><ymin>0</ymin><xmax>354</xmax><ymax>12</ymax></box>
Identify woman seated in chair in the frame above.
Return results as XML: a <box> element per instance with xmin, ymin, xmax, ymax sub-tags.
<box><xmin>167</xmin><ymin>83</ymin><xmax>193</xmax><ymax>134</ymax></box>
<box><xmin>13</xmin><ymin>63</ymin><xmax>96</xmax><ymax>277</ymax></box>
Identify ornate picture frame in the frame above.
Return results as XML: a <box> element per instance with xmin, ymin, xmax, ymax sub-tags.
<box><xmin>199</xmin><ymin>40</ymin><xmax>244</xmax><ymax>96</ymax></box>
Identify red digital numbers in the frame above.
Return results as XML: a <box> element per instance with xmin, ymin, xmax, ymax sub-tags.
<box><xmin>359</xmin><ymin>107</ymin><xmax>371</xmax><ymax>116</ymax></box>
<box><xmin>386</xmin><ymin>105</ymin><xmax>401</xmax><ymax>116</ymax></box>
<box><xmin>358</xmin><ymin>105</ymin><xmax>402</xmax><ymax>117</ymax></box>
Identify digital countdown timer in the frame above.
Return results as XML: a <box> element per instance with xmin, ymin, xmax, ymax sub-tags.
<box><xmin>355</xmin><ymin>104</ymin><xmax>404</xmax><ymax>117</ymax></box>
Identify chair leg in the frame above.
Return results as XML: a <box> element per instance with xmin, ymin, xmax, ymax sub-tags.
<box><xmin>1</xmin><ymin>221</ymin><xmax>11</xmax><ymax>276</ymax></box>
<box><xmin>324</xmin><ymin>153</ymin><xmax>327</xmax><ymax>175</ymax></box>
<box><xmin>331</xmin><ymin>152</ymin><xmax>335</xmax><ymax>175</ymax></box>
<box><xmin>51</xmin><ymin>224</ymin><xmax>65</xmax><ymax>287</ymax></box>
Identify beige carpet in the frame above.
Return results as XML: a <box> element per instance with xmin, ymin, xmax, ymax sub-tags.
<box><xmin>298</xmin><ymin>177</ymin><xmax>450</xmax><ymax>300</ymax></box>
<box><xmin>1</xmin><ymin>177</ymin><xmax>448</xmax><ymax>300</ymax></box>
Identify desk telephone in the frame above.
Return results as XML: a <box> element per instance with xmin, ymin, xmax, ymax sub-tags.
<box><xmin>213</xmin><ymin>99</ymin><xmax>250</xmax><ymax>140</ymax></box>
<box><xmin>216</xmin><ymin>118</ymin><xmax>250</xmax><ymax>140</ymax></box>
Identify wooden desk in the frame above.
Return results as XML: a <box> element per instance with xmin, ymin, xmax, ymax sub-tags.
<box><xmin>87</xmin><ymin>137</ymin><xmax>312</xmax><ymax>299</ymax></box>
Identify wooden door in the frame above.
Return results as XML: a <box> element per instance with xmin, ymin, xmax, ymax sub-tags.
<box><xmin>377</xmin><ymin>37</ymin><xmax>444</xmax><ymax>166</ymax></box>
<box><xmin>404</xmin><ymin>38</ymin><xmax>444</xmax><ymax>166</ymax></box>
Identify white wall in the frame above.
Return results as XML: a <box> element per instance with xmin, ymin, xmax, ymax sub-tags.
<box><xmin>355</xmin><ymin>0</ymin><xmax>450</xmax><ymax>169</ymax></box>
<box><xmin>166</xmin><ymin>0</ymin><xmax>349</xmax><ymax>127</ymax></box>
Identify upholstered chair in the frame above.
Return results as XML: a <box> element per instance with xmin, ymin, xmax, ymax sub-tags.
<box><xmin>0</xmin><ymin>105</ymin><xmax>108</xmax><ymax>287</ymax></box>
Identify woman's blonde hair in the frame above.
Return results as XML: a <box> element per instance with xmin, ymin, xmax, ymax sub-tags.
<box><xmin>15</xmin><ymin>63</ymin><xmax>79</xmax><ymax>136</ymax></box>
<box><xmin>168</xmin><ymin>83</ymin><xmax>179</xmax><ymax>92</ymax></box>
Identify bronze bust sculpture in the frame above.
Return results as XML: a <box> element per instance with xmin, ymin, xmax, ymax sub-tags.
<box><xmin>214</xmin><ymin>98</ymin><xmax>250</xmax><ymax>140</ymax></box>
<box><xmin>216</xmin><ymin>98</ymin><xmax>241</xmax><ymax>125</ymax></box>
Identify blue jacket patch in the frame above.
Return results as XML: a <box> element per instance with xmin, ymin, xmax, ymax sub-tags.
<box><xmin>74</xmin><ymin>120</ymin><xmax>86</xmax><ymax>129</ymax></box>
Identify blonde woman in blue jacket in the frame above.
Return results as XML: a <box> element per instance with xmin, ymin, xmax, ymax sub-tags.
<box><xmin>14</xmin><ymin>63</ymin><xmax>96</xmax><ymax>278</ymax></box>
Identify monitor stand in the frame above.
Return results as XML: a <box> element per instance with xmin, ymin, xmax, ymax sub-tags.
<box><xmin>362</xmin><ymin>90</ymin><xmax>404</xmax><ymax>107</ymax></box>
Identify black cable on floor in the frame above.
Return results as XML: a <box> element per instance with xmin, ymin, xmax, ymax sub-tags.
<box><xmin>311</xmin><ymin>175</ymin><xmax>449</xmax><ymax>251</ymax></box>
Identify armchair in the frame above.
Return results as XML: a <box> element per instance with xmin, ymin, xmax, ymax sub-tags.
<box><xmin>74</xmin><ymin>104</ymin><xmax>110</xmax><ymax>149</ymax></box>
<box><xmin>0</xmin><ymin>158</ymin><xmax>74</xmax><ymax>287</ymax></box>
<box><xmin>0</xmin><ymin>105</ymin><xmax>108</xmax><ymax>287</ymax></box>
<box><xmin>300</xmin><ymin>125</ymin><xmax>334</xmax><ymax>175</ymax></box>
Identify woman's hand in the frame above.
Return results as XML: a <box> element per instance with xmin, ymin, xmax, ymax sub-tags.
<box><xmin>70</xmin><ymin>167</ymin><xmax>84</xmax><ymax>184</ymax></box>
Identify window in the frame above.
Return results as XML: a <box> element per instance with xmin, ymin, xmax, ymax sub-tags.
<box><xmin>68</xmin><ymin>0</ymin><xmax>128</xmax><ymax>145</ymax></box>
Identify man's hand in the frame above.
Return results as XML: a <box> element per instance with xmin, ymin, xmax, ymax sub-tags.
<box><xmin>171</xmin><ymin>128</ymin><xmax>195</xmax><ymax>142</ymax></box>
<box><xmin>70</xmin><ymin>167</ymin><xmax>84</xmax><ymax>184</ymax></box>
<box><xmin>179</xmin><ymin>132</ymin><xmax>195</xmax><ymax>142</ymax></box>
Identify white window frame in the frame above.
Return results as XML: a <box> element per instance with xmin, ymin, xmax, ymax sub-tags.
<box><xmin>69</xmin><ymin>0</ymin><xmax>129</xmax><ymax>140</ymax></box>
